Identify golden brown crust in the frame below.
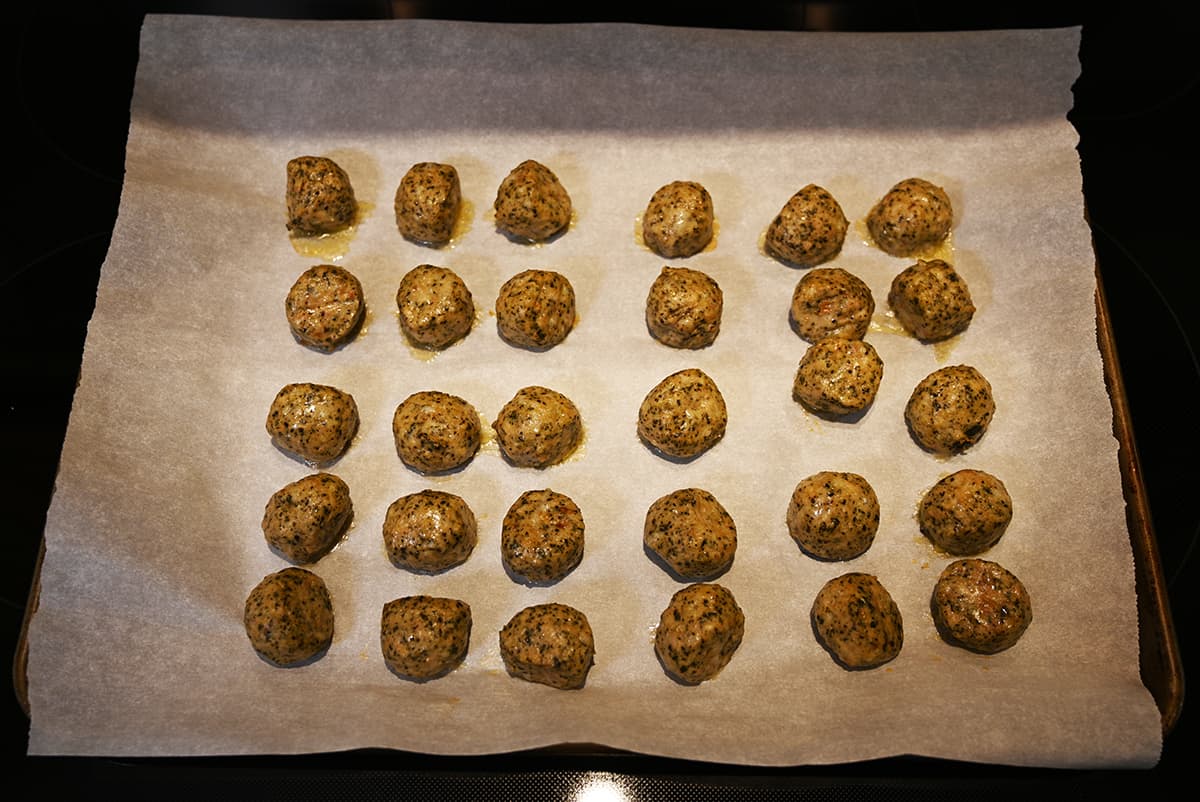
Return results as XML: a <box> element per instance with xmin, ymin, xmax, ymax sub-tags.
<box><xmin>654</xmin><ymin>583</ymin><xmax>744</xmax><ymax>684</ymax></box>
<box><xmin>645</xmin><ymin>266</ymin><xmax>723</xmax><ymax>349</ymax></box>
<box><xmin>637</xmin><ymin>368</ymin><xmax>727</xmax><ymax>460</ymax></box>
<box><xmin>392</xmin><ymin>390</ymin><xmax>482</xmax><ymax>474</ymax></box>
<box><xmin>642</xmin><ymin>181</ymin><xmax>715</xmax><ymax>258</ymax></box>
<box><xmin>765</xmin><ymin>184</ymin><xmax>848</xmax><ymax>267</ymax></box>
<box><xmin>790</xmin><ymin>267</ymin><xmax>875</xmax><ymax>343</ymax></box>
<box><xmin>244</xmin><ymin>567</ymin><xmax>334</xmax><ymax>666</ymax></box>
<box><xmin>792</xmin><ymin>338</ymin><xmax>884</xmax><ymax>416</ymax></box>
<box><xmin>285</xmin><ymin>264</ymin><xmax>365</xmax><ymax>352</ymax></box>
<box><xmin>811</xmin><ymin>572</ymin><xmax>903</xmax><ymax>670</ymax></box>
<box><xmin>495</xmin><ymin>269</ymin><xmax>577</xmax><ymax>350</ymax></box>
<box><xmin>261</xmin><ymin>472</ymin><xmax>353</xmax><ymax>564</ymax></box>
<box><xmin>285</xmin><ymin>155</ymin><xmax>356</xmax><ymax>236</ymax></box>
<box><xmin>492</xmin><ymin>386</ymin><xmax>583</xmax><ymax>468</ymax></box>
<box><xmin>394</xmin><ymin>162</ymin><xmax>461</xmax><ymax>246</ymax></box>
<box><xmin>932</xmin><ymin>558</ymin><xmax>1032</xmax><ymax>654</ymax></box>
<box><xmin>919</xmin><ymin>470</ymin><xmax>1013</xmax><ymax>555</ymax></box>
<box><xmin>888</xmin><ymin>259</ymin><xmax>975</xmax><ymax>341</ymax></box>
<box><xmin>867</xmin><ymin>177</ymin><xmax>953</xmax><ymax>257</ymax></box>
<box><xmin>499</xmin><ymin>603</ymin><xmax>595</xmax><ymax>689</ymax></box>
<box><xmin>493</xmin><ymin>160</ymin><xmax>572</xmax><ymax>242</ymax></box>
<box><xmin>396</xmin><ymin>265</ymin><xmax>475</xmax><ymax>349</ymax></box>
<box><xmin>265</xmin><ymin>382</ymin><xmax>359</xmax><ymax>465</ymax></box>
<box><xmin>380</xmin><ymin>595</ymin><xmax>472</xmax><ymax>679</ymax></box>
<box><xmin>904</xmin><ymin>365</ymin><xmax>996</xmax><ymax>455</ymax></box>
<box><xmin>382</xmin><ymin>489</ymin><xmax>478</xmax><ymax>573</ymax></box>
<box><xmin>644</xmin><ymin>488</ymin><xmax>737</xmax><ymax>579</ymax></box>
<box><xmin>787</xmin><ymin>472</ymin><xmax>880</xmax><ymax>561</ymax></box>
<box><xmin>501</xmin><ymin>489</ymin><xmax>586</xmax><ymax>583</ymax></box>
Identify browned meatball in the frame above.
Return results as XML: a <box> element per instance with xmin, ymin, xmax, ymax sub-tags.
<box><xmin>380</xmin><ymin>595</ymin><xmax>472</xmax><ymax>680</ymax></box>
<box><xmin>392</xmin><ymin>390</ymin><xmax>482</xmax><ymax>474</ymax></box>
<box><xmin>810</xmin><ymin>572</ymin><xmax>903</xmax><ymax>670</ymax></box>
<box><xmin>382</xmin><ymin>489</ymin><xmax>477</xmax><ymax>573</ymax></box>
<box><xmin>654</xmin><ymin>582</ymin><xmax>745</xmax><ymax>684</ymax></box>
<box><xmin>764</xmin><ymin>184</ymin><xmax>849</xmax><ymax>267</ymax></box>
<box><xmin>932</xmin><ymin>558</ymin><xmax>1032</xmax><ymax>654</ymax></box>
<box><xmin>266</xmin><ymin>382</ymin><xmax>359</xmax><ymax>465</ymax></box>
<box><xmin>905</xmin><ymin>365</ymin><xmax>996</xmax><ymax>455</ymax></box>
<box><xmin>792</xmin><ymin>338</ymin><xmax>884</xmax><ymax>417</ymax></box>
<box><xmin>642</xmin><ymin>181</ymin><xmax>715</xmax><ymax>258</ymax></box>
<box><xmin>501</xmin><ymin>488</ymin><xmax>586</xmax><ymax>584</ymax></box>
<box><xmin>396</xmin><ymin>264</ymin><xmax>475</xmax><ymax>349</ymax></box>
<box><xmin>637</xmin><ymin>368</ymin><xmax>728</xmax><ymax>460</ymax></box>
<box><xmin>919</xmin><ymin>470</ymin><xmax>1013</xmax><ymax>555</ymax></box>
<box><xmin>867</xmin><ymin>177</ymin><xmax>953</xmax><ymax>257</ymax></box>
<box><xmin>261</xmin><ymin>472</ymin><xmax>353</xmax><ymax>564</ymax></box>
<box><xmin>495</xmin><ymin>269</ymin><xmax>577</xmax><ymax>350</ymax></box>
<box><xmin>790</xmin><ymin>267</ymin><xmax>875</xmax><ymax>343</ymax></box>
<box><xmin>787</xmin><ymin>472</ymin><xmax>880</xmax><ymax>561</ymax></box>
<box><xmin>645</xmin><ymin>266</ymin><xmax>723</xmax><ymax>349</ymax></box>
<box><xmin>499</xmin><ymin>603</ymin><xmax>595</xmax><ymax>689</ymax></box>
<box><xmin>394</xmin><ymin>162</ymin><xmax>461</xmax><ymax>246</ymax></box>
<box><xmin>244</xmin><ymin>567</ymin><xmax>334</xmax><ymax>666</ymax></box>
<box><xmin>493</xmin><ymin>160</ymin><xmax>573</xmax><ymax>242</ymax></box>
<box><xmin>644</xmin><ymin>488</ymin><xmax>737</xmax><ymax>579</ymax></box>
<box><xmin>285</xmin><ymin>264</ymin><xmax>365</xmax><ymax>352</ymax></box>
<box><xmin>285</xmin><ymin>155</ymin><xmax>357</xmax><ymax>236</ymax></box>
<box><xmin>888</xmin><ymin>259</ymin><xmax>975</xmax><ymax>341</ymax></box>
<box><xmin>492</xmin><ymin>386</ymin><xmax>583</xmax><ymax>468</ymax></box>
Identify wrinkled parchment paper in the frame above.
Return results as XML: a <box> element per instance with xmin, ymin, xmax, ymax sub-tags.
<box><xmin>27</xmin><ymin>16</ymin><xmax>1163</xmax><ymax>767</ymax></box>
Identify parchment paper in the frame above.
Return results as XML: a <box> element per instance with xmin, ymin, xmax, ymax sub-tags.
<box><xmin>26</xmin><ymin>15</ymin><xmax>1163</xmax><ymax>767</ymax></box>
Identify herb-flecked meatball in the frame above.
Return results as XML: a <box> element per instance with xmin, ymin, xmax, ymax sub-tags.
<box><xmin>380</xmin><ymin>595</ymin><xmax>472</xmax><ymax>680</ymax></box>
<box><xmin>645</xmin><ymin>266</ymin><xmax>723</xmax><ymax>349</ymax></box>
<box><xmin>790</xmin><ymin>267</ymin><xmax>875</xmax><ymax>343</ymax></box>
<box><xmin>396</xmin><ymin>264</ymin><xmax>475</xmax><ymax>349</ymax></box>
<box><xmin>810</xmin><ymin>572</ymin><xmax>903</xmax><ymax>670</ymax></box>
<box><xmin>642</xmin><ymin>181</ymin><xmax>714</xmax><ymax>258</ymax></box>
<box><xmin>285</xmin><ymin>155</ymin><xmax>357</xmax><ymax>236</ymax></box>
<box><xmin>394</xmin><ymin>162</ymin><xmax>461</xmax><ymax>246</ymax></box>
<box><xmin>495</xmin><ymin>269</ymin><xmax>577</xmax><ymax>350</ymax></box>
<box><xmin>792</xmin><ymin>338</ymin><xmax>884</xmax><ymax>417</ymax></box>
<box><xmin>867</xmin><ymin>177</ymin><xmax>953</xmax><ymax>257</ymax></box>
<box><xmin>285</xmin><ymin>264</ymin><xmax>365</xmax><ymax>352</ymax></box>
<box><xmin>654</xmin><ymin>583</ymin><xmax>744</xmax><ymax>684</ymax></box>
<box><xmin>266</xmin><ymin>382</ymin><xmax>359</xmax><ymax>465</ymax></box>
<box><xmin>499</xmin><ymin>603</ymin><xmax>595</xmax><ymax>689</ymax></box>
<box><xmin>244</xmin><ymin>567</ymin><xmax>334</xmax><ymax>666</ymax></box>
<box><xmin>261</xmin><ymin>472</ymin><xmax>353</xmax><ymax>564</ymax></box>
<box><xmin>787</xmin><ymin>472</ymin><xmax>880</xmax><ymax>561</ymax></box>
<box><xmin>501</xmin><ymin>489</ymin><xmax>586</xmax><ymax>584</ymax></box>
<box><xmin>383</xmin><ymin>489</ymin><xmax>477</xmax><ymax>573</ymax></box>
<box><xmin>765</xmin><ymin>184</ymin><xmax>849</xmax><ymax>268</ymax></box>
<box><xmin>392</xmin><ymin>390</ymin><xmax>482</xmax><ymax>474</ymax></box>
<box><xmin>905</xmin><ymin>365</ymin><xmax>996</xmax><ymax>456</ymax></box>
<box><xmin>637</xmin><ymin>368</ymin><xmax>727</xmax><ymax>460</ymax></box>
<box><xmin>888</xmin><ymin>259</ymin><xmax>975</xmax><ymax>341</ymax></box>
<box><xmin>493</xmin><ymin>159</ymin><xmax>573</xmax><ymax>242</ymax></box>
<box><xmin>644</xmin><ymin>488</ymin><xmax>737</xmax><ymax>579</ymax></box>
<box><xmin>492</xmin><ymin>386</ymin><xmax>583</xmax><ymax>468</ymax></box>
<box><xmin>919</xmin><ymin>469</ymin><xmax>1013</xmax><ymax>555</ymax></box>
<box><xmin>932</xmin><ymin>558</ymin><xmax>1032</xmax><ymax>654</ymax></box>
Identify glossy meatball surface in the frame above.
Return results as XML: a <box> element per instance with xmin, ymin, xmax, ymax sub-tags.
<box><xmin>904</xmin><ymin>365</ymin><xmax>996</xmax><ymax>455</ymax></box>
<box><xmin>261</xmin><ymin>472</ymin><xmax>353</xmax><ymax>564</ymax></box>
<box><xmin>654</xmin><ymin>583</ymin><xmax>745</xmax><ymax>684</ymax></box>
<box><xmin>394</xmin><ymin>162</ymin><xmax>462</xmax><ymax>246</ymax></box>
<box><xmin>244</xmin><ymin>567</ymin><xmax>335</xmax><ymax>666</ymax></box>
<box><xmin>380</xmin><ymin>595</ymin><xmax>472</xmax><ymax>680</ymax></box>
<box><xmin>932</xmin><ymin>558</ymin><xmax>1032</xmax><ymax>654</ymax></box>
<box><xmin>765</xmin><ymin>184</ymin><xmax>849</xmax><ymax>268</ymax></box>
<box><xmin>396</xmin><ymin>264</ymin><xmax>475</xmax><ymax>349</ymax></box>
<box><xmin>493</xmin><ymin>160</ymin><xmax>572</xmax><ymax>242</ymax></box>
<box><xmin>790</xmin><ymin>267</ymin><xmax>875</xmax><ymax>343</ymax></box>
<box><xmin>642</xmin><ymin>181</ymin><xmax>715</xmax><ymax>258</ymax></box>
<box><xmin>792</xmin><ymin>338</ymin><xmax>884</xmax><ymax>417</ymax></box>
<box><xmin>392</xmin><ymin>390</ymin><xmax>482</xmax><ymax>474</ymax></box>
<box><xmin>266</xmin><ymin>382</ymin><xmax>359</xmax><ymax>466</ymax></box>
<box><xmin>492</xmin><ymin>386</ymin><xmax>583</xmax><ymax>468</ymax></box>
<box><xmin>285</xmin><ymin>263</ymin><xmax>365</xmax><ymax>352</ymax></box>
<box><xmin>499</xmin><ymin>603</ymin><xmax>595</xmax><ymax>689</ymax></box>
<box><xmin>867</xmin><ymin>177</ymin><xmax>953</xmax><ymax>257</ymax></box>
<box><xmin>285</xmin><ymin>155</ymin><xmax>356</xmax><ymax>236</ymax></box>
<box><xmin>382</xmin><ymin>489</ymin><xmax>478</xmax><ymax>573</ymax></box>
<box><xmin>811</xmin><ymin>572</ymin><xmax>903</xmax><ymax>670</ymax></box>
<box><xmin>637</xmin><ymin>368</ymin><xmax>727</xmax><ymax>460</ymax></box>
<box><xmin>644</xmin><ymin>488</ymin><xmax>737</xmax><ymax>580</ymax></box>
<box><xmin>645</xmin><ymin>266</ymin><xmax>723</xmax><ymax>349</ymax></box>
<box><xmin>787</xmin><ymin>472</ymin><xmax>880</xmax><ymax>561</ymax></box>
<box><xmin>501</xmin><ymin>489</ymin><xmax>586</xmax><ymax>584</ymax></box>
<box><xmin>888</xmin><ymin>259</ymin><xmax>975</xmax><ymax>341</ymax></box>
<box><xmin>919</xmin><ymin>469</ymin><xmax>1013</xmax><ymax>555</ymax></box>
<box><xmin>495</xmin><ymin>269</ymin><xmax>577</xmax><ymax>350</ymax></box>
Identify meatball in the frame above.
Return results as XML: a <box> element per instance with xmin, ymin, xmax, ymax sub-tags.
<box><xmin>810</xmin><ymin>572</ymin><xmax>903</xmax><ymax>670</ymax></box>
<box><xmin>787</xmin><ymin>472</ymin><xmax>880</xmax><ymax>561</ymax></box>
<box><xmin>495</xmin><ymin>269</ymin><xmax>577</xmax><ymax>350</ymax></box>
<box><xmin>644</xmin><ymin>488</ymin><xmax>737</xmax><ymax>579</ymax></box>
<box><xmin>499</xmin><ymin>603</ymin><xmax>595</xmax><ymax>689</ymax></box>
<box><xmin>888</xmin><ymin>259</ymin><xmax>975</xmax><ymax>341</ymax></box>
<box><xmin>645</xmin><ymin>266</ymin><xmax>723</xmax><ymax>349</ymax></box>
<box><xmin>261</xmin><ymin>472</ymin><xmax>353</xmax><ymax>564</ymax></box>
<box><xmin>764</xmin><ymin>184</ymin><xmax>849</xmax><ymax>268</ymax></box>
<box><xmin>244</xmin><ymin>567</ymin><xmax>334</xmax><ymax>666</ymax></box>
<box><xmin>919</xmin><ymin>469</ymin><xmax>1013</xmax><ymax>555</ymax></box>
<box><xmin>792</xmin><ymin>338</ymin><xmax>884</xmax><ymax>417</ymax></box>
<box><xmin>492</xmin><ymin>386</ymin><xmax>583</xmax><ymax>468</ymax></box>
<box><xmin>382</xmin><ymin>489</ymin><xmax>478</xmax><ymax>573</ymax></box>
<box><xmin>396</xmin><ymin>264</ymin><xmax>475</xmax><ymax>350</ymax></box>
<box><xmin>380</xmin><ymin>595</ymin><xmax>472</xmax><ymax>680</ymax></box>
<box><xmin>392</xmin><ymin>390</ymin><xmax>482</xmax><ymax>474</ymax></box>
<box><xmin>266</xmin><ymin>382</ymin><xmax>359</xmax><ymax>465</ymax></box>
<box><xmin>284</xmin><ymin>263</ymin><xmax>365</xmax><ymax>352</ymax></box>
<box><xmin>789</xmin><ymin>267</ymin><xmax>875</xmax><ymax>343</ymax></box>
<box><xmin>654</xmin><ymin>583</ymin><xmax>744</xmax><ymax>684</ymax></box>
<box><xmin>394</xmin><ymin>162</ymin><xmax>461</xmax><ymax>246</ymax></box>
<box><xmin>867</xmin><ymin>177</ymin><xmax>953</xmax><ymax>257</ymax></box>
<box><xmin>285</xmin><ymin>155</ymin><xmax>357</xmax><ymax>236</ymax></box>
<box><xmin>637</xmin><ymin>368</ymin><xmax>728</xmax><ymax>460</ymax></box>
<box><xmin>501</xmin><ymin>489</ymin><xmax>586</xmax><ymax>584</ymax></box>
<box><xmin>905</xmin><ymin>365</ymin><xmax>996</xmax><ymax>455</ymax></box>
<box><xmin>932</xmin><ymin>558</ymin><xmax>1032</xmax><ymax>654</ymax></box>
<box><xmin>493</xmin><ymin>159</ymin><xmax>572</xmax><ymax>242</ymax></box>
<box><xmin>642</xmin><ymin>181</ymin><xmax>715</xmax><ymax>258</ymax></box>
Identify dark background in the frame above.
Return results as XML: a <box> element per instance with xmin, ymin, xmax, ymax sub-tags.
<box><xmin>6</xmin><ymin>2</ymin><xmax>1195</xmax><ymax>798</ymax></box>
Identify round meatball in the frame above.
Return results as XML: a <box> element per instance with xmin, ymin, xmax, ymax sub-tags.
<box><xmin>888</xmin><ymin>259</ymin><xmax>975</xmax><ymax>341</ymax></box>
<box><xmin>644</xmin><ymin>488</ymin><xmax>737</xmax><ymax>579</ymax></box>
<box><xmin>382</xmin><ymin>489</ymin><xmax>477</xmax><ymax>573</ymax></box>
<box><xmin>905</xmin><ymin>365</ymin><xmax>996</xmax><ymax>455</ymax></box>
<box><xmin>645</xmin><ymin>266</ymin><xmax>723</xmax><ymax>349</ymax></box>
<box><xmin>810</xmin><ymin>572</ymin><xmax>903</xmax><ymax>670</ymax></box>
<box><xmin>380</xmin><ymin>595</ymin><xmax>472</xmax><ymax>680</ymax></box>
<box><xmin>492</xmin><ymin>386</ymin><xmax>583</xmax><ymax>468</ymax></box>
<box><xmin>787</xmin><ymin>472</ymin><xmax>880</xmax><ymax>561</ymax></box>
<box><xmin>493</xmin><ymin>159</ymin><xmax>572</xmax><ymax>242</ymax></box>
<box><xmin>637</xmin><ymin>368</ymin><xmax>728</xmax><ymax>460</ymax></box>
<box><xmin>499</xmin><ymin>603</ymin><xmax>595</xmax><ymax>689</ymax></box>
<box><xmin>932</xmin><ymin>558</ymin><xmax>1032</xmax><ymax>654</ymax></box>
<box><xmin>244</xmin><ymin>567</ymin><xmax>334</xmax><ymax>666</ymax></box>
<box><xmin>394</xmin><ymin>162</ymin><xmax>461</xmax><ymax>246</ymax></box>
<box><xmin>392</xmin><ymin>390</ymin><xmax>482</xmax><ymax>474</ymax></box>
<box><xmin>867</xmin><ymin>177</ymin><xmax>953</xmax><ymax>257</ymax></box>
<box><xmin>790</xmin><ymin>267</ymin><xmax>875</xmax><ymax>343</ymax></box>
<box><xmin>495</xmin><ymin>269</ymin><xmax>577</xmax><ymax>350</ymax></box>
<box><xmin>261</xmin><ymin>472</ymin><xmax>353</xmax><ymax>564</ymax></box>
<box><xmin>285</xmin><ymin>155</ymin><xmax>357</xmax><ymax>236</ymax></box>
<box><xmin>285</xmin><ymin>263</ymin><xmax>365</xmax><ymax>352</ymax></box>
<box><xmin>266</xmin><ymin>382</ymin><xmax>359</xmax><ymax>465</ymax></box>
<box><xmin>642</xmin><ymin>181</ymin><xmax>714</xmax><ymax>258</ymax></box>
<box><xmin>919</xmin><ymin>470</ymin><xmax>1013</xmax><ymax>555</ymax></box>
<box><xmin>764</xmin><ymin>184</ymin><xmax>849</xmax><ymax>268</ymax></box>
<box><xmin>501</xmin><ymin>489</ymin><xmax>586</xmax><ymax>584</ymax></box>
<box><xmin>396</xmin><ymin>264</ymin><xmax>475</xmax><ymax>349</ymax></box>
<box><xmin>654</xmin><ymin>583</ymin><xmax>745</xmax><ymax>684</ymax></box>
<box><xmin>792</xmin><ymin>338</ymin><xmax>884</xmax><ymax>417</ymax></box>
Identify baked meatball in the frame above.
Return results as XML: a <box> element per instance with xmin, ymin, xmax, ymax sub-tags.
<box><xmin>394</xmin><ymin>162</ymin><xmax>461</xmax><ymax>246</ymax></box>
<box><xmin>495</xmin><ymin>269</ymin><xmax>577</xmax><ymax>350</ymax></box>
<box><xmin>382</xmin><ymin>489</ymin><xmax>477</xmax><ymax>573</ymax></box>
<box><xmin>919</xmin><ymin>469</ymin><xmax>1013</xmax><ymax>555</ymax></box>
<box><xmin>266</xmin><ymin>382</ymin><xmax>359</xmax><ymax>465</ymax></box>
<box><xmin>787</xmin><ymin>472</ymin><xmax>880</xmax><ymax>561</ymax></box>
<box><xmin>380</xmin><ymin>595</ymin><xmax>472</xmax><ymax>680</ymax></box>
<box><xmin>637</xmin><ymin>368</ymin><xmax>728</xmax><ymax>460</ymax></box>
<box><xmin>644</xmin><ymin>488</ymin><xmax>737</xmax><ymax>579</ymax></box>
<box><xmin>396</xmin><ymin>264</ymin><xmax>475</xmax><ymax>349</ymax></box>
<box><xmin>392</xmin><ymin>390</ymin><xmax>482</xmax><ymax>474</ymax></box>
<box><xmin>285</xmin><ymin>264</ymin><xmax>365</xmax><ymax>352</ymax></box>
<box><xmin>888</xmin><ymin>259</ymin><xmax>975</xmax><ymax>341</ymax></box>
<box><xmin>790</xmin><ymin>267</ymin><xmax>875</xmax><ymax>343</ymax></box>
<box><xmin>501</xmin><ymin>489</ymin><xmax>586</xmax><ymax>584</ymax></box>
<box><xmin>499</xmin><ymin>603</ymin><xmax>595</xmax><ymax>689</ymax></box>
<box><xmin>654</xmin><ymin>582</ymin><xmax>745</xmax><ymax>684</ymax></box>
<box><xmin>810</xmin><ymin>572</ymin><xmax>903</xmax><ymax>670</ymax></box>
<box><xmin>244</xmin><ymin>567</ymin><xmax>334</xmax><ymax>666</ymax></box>
<box><xmin>493</xmin><ymin>159</ymin><xmax>572</xmax><ymax>242</ymax></box>
<box><xmin>867</xmin><ymin>177</ymin><xmax>953</xmax><ymax>257</ymax></box>
<box><xmin>285</xmin><ymin>155</ymin><xmax>357</xmax><ymax>236</ymax></box>
<box><xmin>645</xmin><ymin>266</ymin><xmax>723</xmax><ymax>349</ymax></box>
<box><xmin>764</xmin><ymin>184</ymin><xmax>849</xmax><ymax>268</ymax></box>
<box><xmin>642</xmin><ymin>181</ymin><xmax>715</xmax><ymax>258</ymax></box>
<box><xmin>932</xmin><ymin>558</ymin><xmax>1032</xmax><ymax>654</ymax></box>
<box><xmin>905</xmin><ymin>365</ymin><xmax>996</xmax><ymax>455</ymax></box>
<box><xmin>261</xmin><ymin>472</ymin><xmax>353</xmax><ymax>564</ymax></box>
<box><xmin>492</xmin><ymin>386</ymin><xmax>583</xmax><ymax>468</ymax></box>
<box><xmin>792</xmin><ymin>338</ymin><xmax>884</xmax><ymax>417</ymax></box>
